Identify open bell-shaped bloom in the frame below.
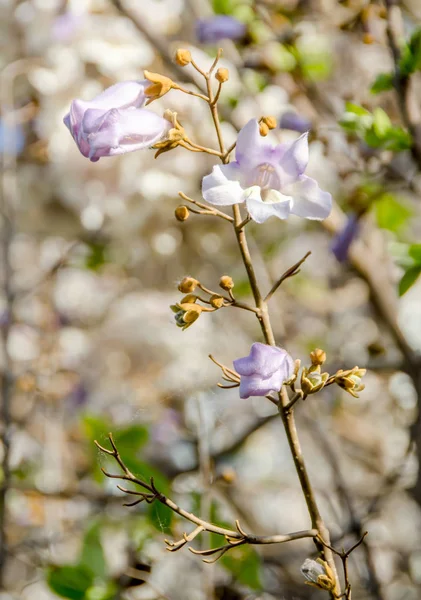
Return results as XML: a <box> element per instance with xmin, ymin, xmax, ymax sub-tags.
<box><xmin>64</xmin><ymin>81</ymin><xmax>170</xmax><ymax>162</ymax></box>
<box><xmin>202</xmin><ymin>119</ymin><xmax>332</xmax><ymax>223</ymax></box>
<box><xmin>233</xmin><ymin>342</ymin><xmax>294</xmax><ymax>399</ymax></box>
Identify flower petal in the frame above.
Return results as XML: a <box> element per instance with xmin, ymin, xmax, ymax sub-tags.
<box><xmin>235</xmin><ymin>119</ymin><xmax>273</xmax><ymax>170</ymax></box>
<box><xmin>83</xmin><ymin>108</ymin><xmax>170</xmax><ymax>162</ymax></box>
<box><xmin>289</xmin><ymin>175</ymin><xmax>332</xmax><ymax>220</ymax></box>
<box><xmin>202</xmin><ymin>163</ymin><xmax>245</xmax><ymax>206</ymax></box>
<box><xmin>278</xmin><ymin>132</ymin><xmax>309</xmax><ymax>184</ymax></box>
<box><xmin>239</xmin><ymin>372</ymin><xmax>284</xmax><ymax>399</ymax></box>
<box><xmin>84</xmin><ymin>80</ymin><xmax>148</xmax><ymax>111</ymax></box>
<box><xmin>245</xmin><ymin>189</ymin><xmax>292</xmax><ymax>223</ymax></box>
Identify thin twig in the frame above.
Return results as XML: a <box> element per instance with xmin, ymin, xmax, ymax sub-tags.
<box><xmin>178</xmin><ymin>191</ymin><xmax>233</xmax><ymax>222</ymax></box>
<box><xmin>265</xmin><ymin>251</ymin><xmax>311</xmax><ymax>303</ymax></box>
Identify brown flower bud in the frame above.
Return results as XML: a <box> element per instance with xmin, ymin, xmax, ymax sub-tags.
<box><xmin>262</xmin><ymin>116</ymin><xmax>277</xmax><ymax>130</ymax></box>
<box><xmin>144</xmin><ymin>70</ymin><xmax>174</xmax><ymax>104</ymax></box>
<box><xmin>178</xmin><ymin>277</ymin><xmax>198</xmax><ymax>294</ymax></box>
<box><xmin>175</xmin><ymin>205</ymin><xmax>190</xmax><ymax>221</ymax></box>
<box><xmin>219</xmin><ymin>275</ymin><xmax>234</xmax><ymax>291</ymax></box>
<box><xmin>259</xmin><ymin>122</ymin><xmax>269</xmax><ymax>137</ymax></box>
<box><xmin>220</xmin><ymin>467</ymin><xmax>236</xmax><ymax>484</ymax></box>
<box><xmin>210</xmin><ymin>294</ymin><xmax>224</xmax><ymax>309</ymax></box>
<box><xmin>362</xmin><ymin>32</ymin><xmax>375</xmax><ymax>44</ymax></box>
<box><xmin>215</xmin><ymin>67</ymin><xmax>229</xmax><ymax>83</ymax></box>
<box><xmin>174</xmin><ymin>48</ymin><xmax>192</xmax><ymax>67</ymax></box>
<box><xmin>310</xmin><ymin>348</ymin><xmax>326</xmax><ymax>366</ymax></box>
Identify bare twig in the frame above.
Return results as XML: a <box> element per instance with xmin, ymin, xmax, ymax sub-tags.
<box><xmin>95</xmin><ymin>434</ymin><xmax>317</xmax><ymax>560</ymax></box>
<box><xmin>178</xmin><ymin>191</ymin><xmax>234</xmax><ymax>222</ymax></box>
<box><xmin>265</xmin><ymin>251</ymin><xmax>312</xmax><ymax>303</ymax></box>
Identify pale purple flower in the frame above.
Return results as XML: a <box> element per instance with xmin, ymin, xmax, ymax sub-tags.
<box><xmin>196</xmin><ymin>16</ymin><xmax>247</xmax><ymax>44</ymax></box>
<box><xmin>279</xmin><ymin>111</ymin><xmax>312</xmax><ymax>134</ymax></box>
<box><xmin>64</xmin><ymin>81</ymin><xmax>170</xmax><ymax>162</ymax></box>
<box><xmin>202</xmin><ymin>119</ymin><xmax>332</xmax><ymax>223</ymax></box>
<box><xmin>331</xmin><ymin>213</ymin><xmax>360</xmax><ymax>262</ymax></box>
<box><xmin>233</xmin><ymin>342</ymin><xmax>294</xmax><ymax>399</ymax></box>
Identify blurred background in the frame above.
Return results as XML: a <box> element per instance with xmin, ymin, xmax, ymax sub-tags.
<box><xmin>1</xmin><ymin>0</ymin><xmax>421</xmax><ymax>598</ymax></box>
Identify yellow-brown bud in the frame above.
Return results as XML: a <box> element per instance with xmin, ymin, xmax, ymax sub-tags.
<box><xmin>210</xmin><ymin>294</ymin><xmax>224</xmax><ymax>309</ymax></box>
<box><xmin>144</xmin><ymin>70</ymin><xmax>174</xmax><ymax>104</ymax></box>
<box><xmin>175</xmin><ymin>205</ymin><xmax>190</xmax><ymax>221</ymax></box>
<box><xmin>178</xmin><ymin>277</ymin><xmax>198</xmax><ymax>294</ymax></box>
<box><xmin>215</xmin><ymin>67</ymin><xmax>229</xmax><ymax>83</ymax></box>
<box><xmin>362</xmin><ymin>32</ymin><xmax>375</xmax><ymax>44</ymax></box>
<box><xmin>310</xmin><ymin>348</ymin><xmax>326</xmax><ymax>366</ymax></box>
<box><xmin>174</xmin><ymin>48</ymin><xmax>192</xmax><ymax>67</ymax></box>
<box><xmin>262</xmin><ymin>116</ymin><xmax>277</xmax><ymax>130</ymax></box>
<box><xmin>219</xmin><ymin>275</ymin><xmax>234</xmax><ymax>291</ymax></box>
<box><xmin>220</xmin><ymin>467</ymin><xmax>236</xmax><ymax>484</ymax></box>
<box><xmin>259</xmin><ymin>122</ymin><xmax>269</xmax><ymax>137</ymax></box>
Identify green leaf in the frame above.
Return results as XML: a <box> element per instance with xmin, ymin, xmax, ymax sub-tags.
<box><xmin>212</xmin><ymin>0</ymin><xmax>236</xmax><ymax>14</ymax></box>
<box><xmin>85</xmin><ymin>243</ymin><xmax>108</xmax><ymax>271</ymax></box>
<box><xmin>344</xmin><ymin>102</ymin><xmax>371</xmax><ymax>117</ymax></box>
<box><xmin>80</xmin><ymin>522</ymin><xmax>107</xmax><ymax>580</ymax></box>
<box><xmin>85</xmin><ymin>583</ymin><xmax>118</xmax><ymax>600</ymax></box>
<box><xmin>374</xmin><ymin>194</ymin><xmax>412</xmax><ymax>232</ymax></box>
<box><xmin>47</xmin><ymin>565</ymin><xmax>94</xmax><ymax>600</ymax></box>
<box><xmin>148</xmin><ymin>501</ymin><xmax>173</xmax><ymax>532</ymax></box>
<box><xmin>371</xmin><ymin>73</ymin><xmax>394</xmax><ymax>94</ymax></box>
<box><xmin>409</xmin><ymin>244</ymin><xmax>421</xmax><ymax>263</ymax></box>
<box><xmin>221</xmin><ymin>545</ymin><xmax>262</xmax><ymax>590</ymax></box>
<box><xmin>372</xmin><ymin>108</ymin><xmax>392</xmax><ymax>138</ymax></box>
<box><xmin>399</xmin><ymin>265</ymin><xmax>421</xmax><ymax>296</ymax></box>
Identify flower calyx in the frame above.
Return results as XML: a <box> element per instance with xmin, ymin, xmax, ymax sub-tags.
<box><xmin>301</xmin><ymin>558</ymin><xmax>336</xmax><ymax>592</ymax></box>
<box><xmin>335</xmin><ymin>367</ymin><xmax>366</xmax><ymax>398</ymax></box>
<box><xmin>144</xmin><ymin>70</ymin><xmax>176</xmax><ymax>104</ymax></box>
<box><xmin>170</xmin><ymin>295</ymin><xmax>203</xmax><ymax>331</ymax></box>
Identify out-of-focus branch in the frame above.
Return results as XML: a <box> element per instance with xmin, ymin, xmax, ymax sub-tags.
<box><xmin>95</xmin><ymin>434</ymin><xmax>317</xmax><ymax>561</ymax></box>
<box><xmin>384</xmin><ymin>0</ymin><xmax>421</xmax><ymax>168</ymax></box>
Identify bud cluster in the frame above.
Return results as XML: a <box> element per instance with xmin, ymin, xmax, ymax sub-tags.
<box><xmin>301</xmin><ymin>558</ymin><xmax>336</xmax><ymax>592</ymax></box>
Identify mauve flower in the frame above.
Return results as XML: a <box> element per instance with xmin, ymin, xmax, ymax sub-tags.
<box><xmin>233</xmin><ymin>342</ymin><xmax>294</xmax><ymax>399</ymax></box>
<box><xmin>196</xmin><ymin>16</ymin><xmax>247</xmax><ymax>44</ymax></box>
<box><xmin>279</xmin><ymin>111</ymin><xmax>312</xmax><ymax>134</ymax></box>
<box><xmin>331</xmin><ymin>213</ymin><xmax>360</xmax><ymax>262</ymax></box>
<box><xmin>202</xmin><ymin>119</ymin><xmax>332</xmax><ymax>223</ymax></box>
<box><xmin>64</xmin><ymin>81</ymin><xmax>170</xmax><ymax>162</ymax></box>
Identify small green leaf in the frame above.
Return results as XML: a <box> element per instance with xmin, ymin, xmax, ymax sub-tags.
<box><xmin>80</xmin><ymin>521</ymin><xmax>107</xmax><ymax>580</ymax></box>
<box><xmin>408</xmin><ymin>244</ymin><xmax>421</xmax><ymax>263</ymax></box>
<box><xmin>372</xmin><ymin>108</ymin><xmax>392</xmax><ymax>138</ymax></box>
<box><xmin>148</xmin><ymin>501</ymin><xmax>173</xmax><ymax>532</ymax></box>
<box><xmin>85</xmin><ymin>583</ymin><xmax>118</xmax><ymax>600</ymax></box>
<box><xmin>221</xmin><ymin>545</ymin><xmax>262</xmax><ymax>590</ymax></box>
<box><xmin>399</xmin><ymin>266</ymin><xmax>421</xmax><ymax>296</ymax></box>
<box><xmin>371</xmin><ymin>73</ymin><xmax>394</xmax><ymax>94</ymax></box>
<box><xmin>344</xmin><ymin>102</ymin><xmax>371</xmax><ymax>117</ymax></box>
<box><xmin>374</xmin><ymin>194</ymin><xmax>412</xmax><ymax>232</ymax></box>
<box><xmin>47</xmin><ymin>565</ymin><xmax>94</xmax><ymax>600</ymax></box>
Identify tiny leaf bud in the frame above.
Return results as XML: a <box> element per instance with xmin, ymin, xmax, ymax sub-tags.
<box><xmin>262</xmin><ymin>115</ymin><xmax>277</xmax><ymax>130</ymax></box>
<box><xmin>178</xmin><ymin>277</ymin><xmax>198</xmax><ymax>294</ymax></box>
<box><xmin>215</xmin><ymin>67</ymin><xmax>229</xmax><ymax>83</ymax></box>
<box><xmin>259</xmin><ymin>122</ymin><xmax>269</xmax><ymax>137</ymax></box>
<box><xmin>310</xmin><ymin>348</ymin><xmax>326</xmax><ymax>366</ymax></box>
<box><xmin>175</xmin><ymin>205</ymin><xmax>190</xmax><ymax>221</ymax></box>
<box><xmin>174</xmin><ymin>48</ymin><xmax>192</xmax><ymax>67</ymax></box>
<box><xmin>219</xmin><ymin>275</ymin><xmax>234</xmax><ymax>291</ymax></box>
<box><xmin>210</xmin><ymin>294</ymin><xmax>224</xmax><ymax>309</ymax></box>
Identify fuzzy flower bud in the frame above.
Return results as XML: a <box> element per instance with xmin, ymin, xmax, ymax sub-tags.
<box><xmin>335</xmin><ymin>367</ymin><xmax>366</xmax><ymax>398</ymax></box>
<box><xmin>301</xmin><ymin>558</ymin><xmax>336</xmax><ymax>592</ymax></box>
<box><xmin>310</xmin><ymin>348</ymin><xmax>326</xmax><ymax>366</ymax></box>
<box><xmin>219</xmin><ymin>275</ymin><xmax>234</xmax><ymax>291</ymax></box>
<box><xmin>210</xmin><ymin>294</ymin><xmax>224</xmax><ymax>309</ymax></box>
<box><xmin>262</xmin><ymin>116</ymin><xmax>277</xmax><ymax>130</ymax></box>
<box><xmin>175</xmin><ymin>205</ymin><xmax>190</xmax><ymax>221</ymax></box>
<box><xmin>174</xmin><ymin>48</ymin><xmax>192</xmax><ymax>66</ymax></box>
<box><xmin>144</xmin><ymin>71</ymin><xmax>175</xmax><ymax>104</ymax></box>
<box><xmin>259</xmin><ymin>122</ymin><xmax>269</xmax><ymax>137</ymax></box>
<box><xmin>178</xmin><ymin>277</ymin><xmax>198</xmax><ymax>294</ymax></box>
<box><xmin>170</xmin><ymin>299</ymin><xmax>202</xmax><ymax>331</ymax></box>
<box><xmin>215</xmin><ymin>67</ymin><xmax>229</xmax><ymax>83</ymax></box>
<box><xmin>301</xmin><ymin>366</ymin><xmax>329</xmax><ymax>395</ymax></box>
